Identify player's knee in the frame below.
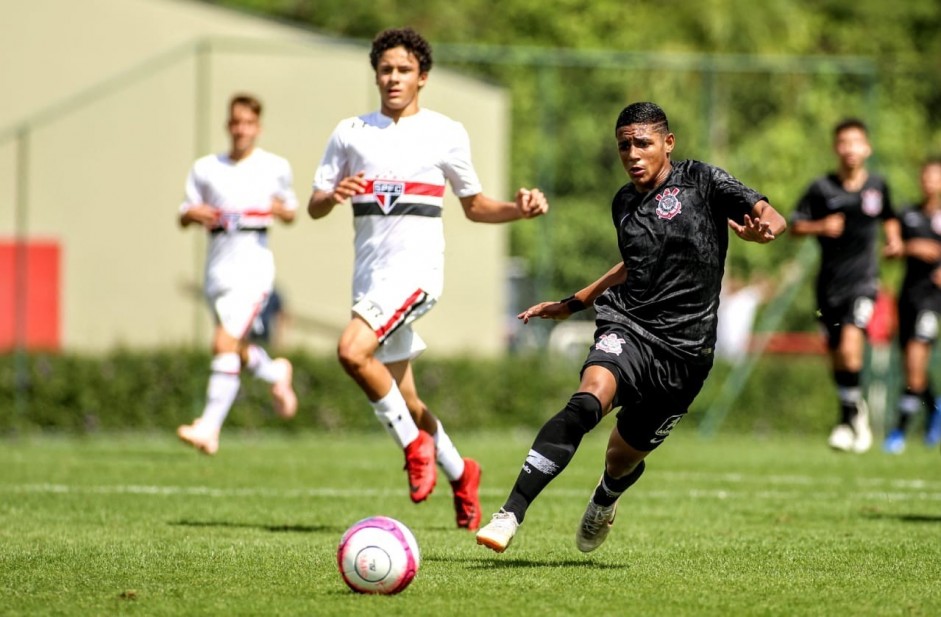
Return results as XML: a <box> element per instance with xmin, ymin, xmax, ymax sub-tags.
<box><xmin>336</xmin><ymin>339</ymin><xmax>369</xmax><ymax>374</ymax></box>
<box><xmin>560</xmin><ymin>392</ymin><xmax>603</xmax><ymax>433</ymax></box>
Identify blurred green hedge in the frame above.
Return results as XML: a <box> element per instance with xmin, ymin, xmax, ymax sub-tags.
<box><xmin>0</xmin><ymin>349</ymin><xmax>854</xmax><ymax>437</ymax></box>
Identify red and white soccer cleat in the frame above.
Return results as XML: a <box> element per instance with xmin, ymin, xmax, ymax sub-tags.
<box><xmin>451</xmin><ymin>457</ymin><xmax>482</xmax><ymax>530</ymax></box>
<box><xmin>403</xmin><ymin>430</ymin><xmax>436</xmax><ymax>503</ymax></box>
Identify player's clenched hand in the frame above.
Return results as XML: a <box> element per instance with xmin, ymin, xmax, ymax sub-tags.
<box><xmin>516</xmin><ymin>187</ymin><xmax>549</xmax><ymax>219</ymax></box>
<box><xmin>270</xmin><ymin>198</ymin><xmax>296</xmax><ymax>223</ymax></box>
<box><xmin>728</xmin><ymin>214</ymin><xmax>775</xmax><ymax>243</ymax></box>
<box><xmin>882</xmin><ymin>236</ymin><xmax>905</xmax><ymax>258</ymax></box>
<box><xmin>182</xmin><ymin>204</ymin><xmax>220</xmax><ymax>229</ymax></box>
<box><xmin>819</xmin><ymin>212</ymin><xmax>845</xmax><ymax>238</ymax></box>
<box><xmin>332</xmin><ymin>172</ymin><xmax>368</xmax><ymax>205</ymax></box>
<box><xmin>517</xmin><ymin>300</ymin><xmax>571</xmax><ymax>324</ymax></box>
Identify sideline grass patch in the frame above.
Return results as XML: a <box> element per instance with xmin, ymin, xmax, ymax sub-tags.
<box><xmin>1</xmin><ymin>427</ymin><xmax>940</xmax><ymax>616</ymax></box>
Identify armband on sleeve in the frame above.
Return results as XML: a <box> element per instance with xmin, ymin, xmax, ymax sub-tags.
<box><xmin>560</xmin><ymin>295</ymin><xmax>587</xmax><ymax>313</ymax></box>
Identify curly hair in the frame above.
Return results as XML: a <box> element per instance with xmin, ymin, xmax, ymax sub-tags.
<box><xmin>369</xmin><ymin>27</ymin><xmax>433</xmax><ymax>73</ymax></box>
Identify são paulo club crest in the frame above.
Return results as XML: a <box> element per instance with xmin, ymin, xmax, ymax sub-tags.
<box><xmin>655</xmin><ymin>187</ymin><xmax>682</xmax><ymax>220</ymax></box>
<box><xmin>860</xmin><ymin>188</ymin><xmax>883</xmax><ymax>217</ymax></box>
<box><xmin>374</xmin><ymin>180</ymin><xmax>405</xmax><ymax>214</ymax></box>
<box><xmin>595</xmin><ymin>333</ymin><xmax>627</xmax><ymax>355</ymax></box>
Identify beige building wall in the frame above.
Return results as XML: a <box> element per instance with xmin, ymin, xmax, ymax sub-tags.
<box><xmin>0</xmin><ymin>0</ymin><xmax>513</xmax><ymax>356</ymax></box>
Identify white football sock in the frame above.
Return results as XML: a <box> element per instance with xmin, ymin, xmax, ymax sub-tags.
<box><xmin>433</xmin><ymin>420</ymin><xmax>465</xmax><ymax>482</ymax></box>
<box><xmin>199</xmin><ymin>352</ymin><xmax>241</xmax><ymax>432</ymax></box>
<box><xmin>245</xmin><ymin>344</ymin><xmax>284</xmax><ymax>384</ymax></box>
<box><xmin>371</xmin><ymin>381</ymin><xmax>420</xmax><ymax>449</ymax></box>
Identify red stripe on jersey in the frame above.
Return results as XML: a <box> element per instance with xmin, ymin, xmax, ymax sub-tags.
<box><xmin>364</xmin><ymin>180</ymin><xmax>445</xmax><ymax>198</ymax></box>
<box><xmin>376</xmin><ymin>289</ymin><xmax>426</xmax><ymax>341</ymax></box>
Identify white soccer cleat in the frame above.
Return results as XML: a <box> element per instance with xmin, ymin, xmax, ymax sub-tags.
<box><xmin>475</xmin><ymin>509</ymin><xmax>519</xmax><ymax>553</ymax></box>
<box><xmin>851</xmin><ymin>400</ymin><xmax>872</xmax><ymax>453</ymax></box>
<box><xmin>828</xmin><ymin>423</ymin><xmax>855</xmax><ymax>452</ymax></box>
<box><xmin>176</xmin><ymin>419</ymin><xmax>220</xmax><ymax>455</ymax></box>
<box><xmin>270</xmin><ymin>358</ymin><xmax>297</xmax><ymax>419</ymax></box>
<box><xmin>576</xmin><ymin>499</ymin><xmax>618</xmax><ymax>553</ymax></box>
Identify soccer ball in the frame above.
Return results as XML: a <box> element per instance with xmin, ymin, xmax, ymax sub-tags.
<box><xmin>337</xmin><ymin>516</ymin><xmax>420</xmax><ymax>594</ymax></box>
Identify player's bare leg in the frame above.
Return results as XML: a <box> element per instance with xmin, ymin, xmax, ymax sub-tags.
<box><xmin>576</xmin><ymin>428</ymin><xmax>649</xmax><ymax>553</ymax></box>
<box><xmin>177</xmin><ymin>326</ymin><xmax>241</xmax><ymax>455</ymax></box>
<box><xmin>393</xmin><ymin>360</ymin><xmax>481</xmax><ymax>529</ymax></box>
<box><xmin>887</xmin><ymin>339</ymin><xmax>933</xmax><ymax>453</ymax></box>
<box><xmin>828</xmin><ymin>324</ymin><xmax>870</xmax><ymax>452</ymax></box>
<box><xmin>240</xmin><ymin>342</ymin><xmax>297</xmax><ymax>419</ymax></box>
<box><xmin>338</xmin><ymin>318</ymin><xmax>435</xmax><ymax>502</ymax></box>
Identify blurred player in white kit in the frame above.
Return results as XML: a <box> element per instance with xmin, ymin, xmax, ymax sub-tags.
<box><xmin>176</xmin><ymin>93</ymin><xmax>298</xmax><ymax>455</ymax></box>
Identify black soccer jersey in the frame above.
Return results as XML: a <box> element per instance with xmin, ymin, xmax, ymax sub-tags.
<box><xmin>594</xmin><ymin>160</ymin><xmax>766</xmax><ymax>364</ymax></box>
<box><xmin>899</xmin><ymin>205</ymin><xmax>941</xmax><ymax>312</ymax></box>
<box><xmin>791</xmin><ymin>173</ymin><xmax>896</xmax><ymax>308</ymax></box>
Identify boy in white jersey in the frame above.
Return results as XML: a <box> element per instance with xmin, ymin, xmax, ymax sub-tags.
<box><xmin>177</xmin><ymin>93</ymin><xmax>299</xmax><ymax>455</ymax></box>
<box><xmin>308</xmin><ymin>28</ymin><xmax>549</xmax><ymax>530</ymax></box>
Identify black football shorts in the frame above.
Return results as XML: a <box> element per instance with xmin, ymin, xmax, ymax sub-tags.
<box><xmin>582</xmin><ymin>321</ymin><xmax>712</xmax><ymax>452</ymax></box>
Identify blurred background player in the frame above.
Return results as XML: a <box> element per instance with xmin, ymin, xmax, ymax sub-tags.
<box><xmin>884</xmin><ymin>159</ymin><xmax>941</xmax><ymax>453</ymax></box>
<box><xmin>176</xmin><ymin>93</ymin><xmax>298</xmax><ymax>455</ymax></box>
<box><xmin>307</xmin><ymin>27</ymin><xmax>548</xmax><ymax>530</ymax></box>
<box><xmin>475</xmin><ymin>102</ymin><xmax>786</xmax><ymax>553</ymax></box>
<box><xmin>790</xmin><ymin>118</ymin><xmax>903</xmax><ymax>453</ymax></box>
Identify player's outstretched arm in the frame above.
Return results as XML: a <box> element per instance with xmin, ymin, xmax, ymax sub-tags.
<box><xmin>518</xmin><ymin>262</ymin><xmax>626</xmax><ymax>324</ymax></box>
<box><xmin>789</xmin><ymin>212</ymin><xmax>844</xmax><ymax>238</ymax></box>
<box><xmin>308</xmin><ymin>171</ymin><xmax>368</xmax><ymax>219</ymax></box>
<box><xmin>459</xmin><ymin>187</ymin><xmax>549</xmax><ymax>223</ymax></box>
<box><xmin>728</xmin><ymin>200</ymin><xmax>787</xmax><ymax>244</ymax></box>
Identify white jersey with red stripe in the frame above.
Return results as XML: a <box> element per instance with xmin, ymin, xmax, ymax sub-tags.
<box><xmin>313</xmin><ymin>108</ymin><xmax>483</xmax><ymax>300</ymax></box>
<box><xmin>182</xmin><ymin>147</ymin><xmax>298</xmax><ymax>297</ymax></box>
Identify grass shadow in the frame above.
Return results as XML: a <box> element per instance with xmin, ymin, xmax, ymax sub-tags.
<box><xmin>430</xmin><ymin>555</ymin><xmax>629</xmax><ymax>570</ymax></box>
<box><xmin>864</xmin><ymin>512</ymin><xmax>941</xmax><ymax>524</ymax></box>
<box><xmin>170</xmin><ymin>519</ymin><xmax>345</xmax><ymax>534</ymax></box>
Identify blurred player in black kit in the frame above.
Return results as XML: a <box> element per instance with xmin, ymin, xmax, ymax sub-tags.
<box><xmin>884</xmin><ymin>159</ymin><xmax>941</xmax><ymax>453</ymax></box>
<box><xmin>790</xmin><ymin>119</ymin><xmax>903</xmax><ymax>454</ymax></box>
<box><xmin>475</xmin><ymin>101</ymin><xmax>787</xmax><ymax>554</ymax></box>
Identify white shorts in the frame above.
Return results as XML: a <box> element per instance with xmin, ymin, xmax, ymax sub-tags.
<box><xmin>209</xmin><ymin>287</ymin><xmax>269</xmax><ymax>339</ymax></box>
<box><xmin>353</xmin><ymin>286</ymin><xmax>437</xmax><ymax>363</ymax></box>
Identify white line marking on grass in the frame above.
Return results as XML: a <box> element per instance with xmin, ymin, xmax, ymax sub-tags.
<box><xmin>3</xmin><ymin>479</ymin><xmax>941</xmax><ymax>503</ymax></box>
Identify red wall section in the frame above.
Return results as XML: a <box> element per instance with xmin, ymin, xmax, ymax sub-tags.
<box><xmin>0</xmin><ymin>240</ymin><xmax>61</xmax><ymax>351</ymax></box>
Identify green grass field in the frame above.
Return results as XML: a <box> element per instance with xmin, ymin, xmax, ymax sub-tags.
<box><xmin>2</xmin><ymin>425</ymin><xmax>940</xmax><ymax>616</ymax></box>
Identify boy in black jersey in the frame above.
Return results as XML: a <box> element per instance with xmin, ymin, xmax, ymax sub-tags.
<box><xmin>884</xmin><ymin>159</ymin><xmax>941</xmax><ymax>453</ymax></box>
<box><xmin>475</xmin><ymin>102</ymin><xmax>787</xmax><ymax>554</ymax></box>
<box><xmin>790</xmin><ymin>119</ymin><xmax>903</xmax><ymax>454</ymax></box>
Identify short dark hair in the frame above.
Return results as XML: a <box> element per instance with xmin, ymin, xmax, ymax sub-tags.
<box><xmin>615</xmin><ymin>102</ymin><xmax>670</xmax><ymax>135</ymax></box>
<box><xmin>229</xmin><ymin>93</ymin><xmax>262</xmax><ymax>117</ymax></box>
<box><xmin>369</xmin><ymin>27</ymin><xmax>433</xmax><ymax>73</ymax></box>
<box><xmin>833</xmin><ymin>118</ymin><xmax>868</xmax><ymax>137</ymax></box>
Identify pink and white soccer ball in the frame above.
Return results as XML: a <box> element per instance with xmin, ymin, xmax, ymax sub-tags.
<box><xmin>337</xmin><ymin>516</ymin><xmax>420</xmax><ymax>594</ymax></box>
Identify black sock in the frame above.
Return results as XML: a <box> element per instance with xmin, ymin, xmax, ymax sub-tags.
<box><xmin>591</xmin><ymin>460</ymin><xmax>646</xmax><ymax>507</ymax></box>
<box><xmin>897</xmin><ymin>388</ymin><xmax>926</xmax><ymax>432</ymax></box>
<box><xmin>502</xmin><ymin>392</ymin><xmax>602</xmax><ymax>523</ymax></box>
<box><xmin>834</xmin><ymin>370</ymin><xmax>861</xmax><ymax>424</ymax></box>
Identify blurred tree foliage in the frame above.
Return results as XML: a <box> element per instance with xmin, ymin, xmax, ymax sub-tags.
<box><xmin>206</xmin><ymin>0</ymin><xmax>941</xmax><ymax>328</ymax></box>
